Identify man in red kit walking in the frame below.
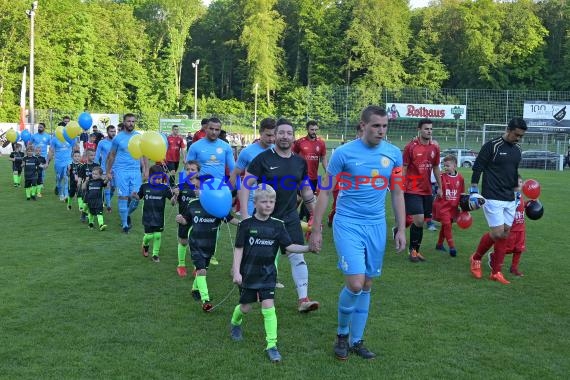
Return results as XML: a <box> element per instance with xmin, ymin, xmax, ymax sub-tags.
<box><xmin>165</xmin><ymin>124</ymin><xmax>186</xmax><ymax>185</ymax></box>
<box><xmin>192</xmin><ymin>118</ymin><xmax>209</xmax><ymax>143</ymax></box>
<box><xmin>402</xmin><ymin>118</ymin><xmax>442</xmax><ymax>262</ymax></box>
<box><xmin>293</xmin><ymin>120</ymin><xmax>328</xmax><ymax>221</ymax></box>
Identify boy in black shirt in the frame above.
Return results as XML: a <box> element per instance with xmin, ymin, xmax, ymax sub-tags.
<box><xmin>175</xmin><ymin>160</ymin><xmax>199</xmax><ymax>277</ymax></box>
<box><xmin>67</xmin><ymin>151</ymin><xmax>82</xmax><ymax>210</ymax></box>
<box><xmin>83</xmin><ymin>167</ymin><xmax>108</xmax><ymax>231</ymax></box>
<box><xmin>34</xmin><ymin>147</ymin><xmax>47</xmax><ymax>198</ymax></box>
<box><xmin>9</xmin><ymin>143</ymin><xmax>24</xmax><ymax>187</ymax></box>
<box><xmin>22</xmin><ymin>145</ymin><xmax>40</xmax><ymax>200</ymax></box>
<box><xmin>175</xmin><ymin>174</ymin><xmax>239</xmax><ymax>310</ymax></box>
<box><xmin>77</xmin><ymin>149</ymin><xmax>99</xmax><ymax>222</ymax></box>
<box><xmin>230</xmin><ymin>185</ymin><xmax>312</xmax><ymax>363</ymax></box>
<box><xmin>133</xmin><ymin>165</ymin><xmax>178</xmax><ymax>263</ymax></box>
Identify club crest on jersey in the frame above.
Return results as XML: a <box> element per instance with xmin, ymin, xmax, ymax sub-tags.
<box><xmin>430</xmin><ymin>151</ymin><xmax>435</xmax><ymax>159</ymax></box>
<box><xmin>248</xmin><ymin>237</ymin><xmax>255</xmax><ymax>245</ymax></box>
<box><xmin>216</xmin><ymin>147</ymin><xmax>223</xmax><ymax>154</ymax></box>
<box><xmin>381</xmin><ymin>157</ymin><xmax>390</xmax><ymax>168</ymax></box>
<box><xmin>210</xmin><ymin>155</ymin><xmax>217</xmax><ymax>161</ymax></box>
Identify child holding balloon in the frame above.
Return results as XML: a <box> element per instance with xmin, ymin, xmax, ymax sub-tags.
<box><xmin>175</xmin><ymin>173</ymin><xmax>238</xmax><ymax>311</ymax></box>
<box><xmin>22</xmin><ymin>145</ymin><xmax>41</xmax><ymax>200</ymax></box>
<box><xmin>9</xmin><ymin>143</ymin><xmax>24</xmax><ymax>187</ymax></box>
<box><xmin>432</xmin><ymin>155</ymin><xmax>465</xmax><ymax>257</ymax></box>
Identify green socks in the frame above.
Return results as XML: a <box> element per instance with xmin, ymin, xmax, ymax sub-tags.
<box><xmin>13</xmin><ymin>174</ymin><xmax>19</xmax><ymax>185</ymax></box>
<box><xmin>231</xmin><ymin>304</ymin><xmax>244</xmax><ymax>326</ymax></box>
<box><xmin>177</xmin><ymin>243</ymin><xmax>187</xmax><ymax>267</ymax></box>
<box><xmin>25</xmin><ymin>187</ymin><xmax>31</xmax><ymax>198</ymax></box>
<box><xmin>97</xmin><ymin>214</ymin><xmax>104</xmax><ymax>226</ymax></box>
<box><xmin>262</xmin><ymin>307</ymin><xmax>278</xmax><ymax>349</ymax></box>
<box><xmin>143</xmin><ymin>232</ymin><xmax>162</xmax><ymax>256</ymax></box>
<box><xmin>31</xmin><ymin>186</ymin><xmax>37</xmax><ymax>196</ymax></box>
<box><xmin>195</xmin><ymin>275</ymin><xmax>210</xmax><ymax>302</ymax></box>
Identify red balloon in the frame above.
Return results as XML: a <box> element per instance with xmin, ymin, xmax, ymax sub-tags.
<box><xmin>456</xmin><ymin>211</ymin><xmax>473</xmax><ymax>229</ymax></box>
<box><xmin>522</xmin><ymin>179</ymin><xmax>541</xmax><ymax>200</ymax></box>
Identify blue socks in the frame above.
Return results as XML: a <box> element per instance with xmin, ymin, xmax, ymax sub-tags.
<box><xmin>118</xmin><ymin>199</ymin><xmax>128</xmax><ymax>227</ymax></box>
<box><xmin>337</xmin><ymin>286</ymin><xmax>361</xmax><ymax>336</ymax></box>
<box><xmin>104</xmin><ymin>188</ymin><xmax>112</xmax><ymax>208</ymax></box>
<box><xmin>350</xmin><ymin>289</ymin><xmax>371</xmax><ymax>344</ymax></box>
<box><xmin>128</xmin><ymin>199</ymin><xmax>139</xmax><ymax>215</ymax></box>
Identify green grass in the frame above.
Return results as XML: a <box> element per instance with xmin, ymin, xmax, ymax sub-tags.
<box><xmin>0</xmin><ymin>158</ymin><xmax>569</xmax><ymax>379</ymax></box>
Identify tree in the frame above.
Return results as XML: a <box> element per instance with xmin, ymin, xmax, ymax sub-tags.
<box><xmin>345</xmin><ymin>0</ymin><xmax>411</xmax><ymax>88</ymax></box>
<box><xmin>240</xmin><ymin>0</ymin><xmax>286</xmax><ymax>105</ymax></box>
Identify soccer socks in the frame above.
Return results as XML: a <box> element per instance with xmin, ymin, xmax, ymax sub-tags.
<box><xmin>337</xmin><ymin>286</ymin><xmax>361</xmax><ymax>336</ymax></box>
<box><xmin>128</xmin><ymin>199</ymin><xmax>140</xmax><ymax>215</ymax></box>
<box><xmin>490</xmin><ymin>238</ymin><xmax>507</xmax><ymax>274</ymax></box>
<box><xmin>410</xmin><ymin>223</ymin><xmax>423</xmax><ymax>251</ymax></box>
<box><xmin>231</xmin><ymin>304</ymin><xmax>244</xmax><ymax>326</ymax></box>
<box><xmin>31</xmin><ymin>186</ymin><xmax>37</xmax><ymax>196</ymax></box>
<box><xmin>143</xmin><ymin>233</ymin><xmax>153</xmax><ymax>245</ymax></box>
<box><xmin>152</xmin><ymin>232</ymin><xmax>162</xmax><ymax>256</ymax></box>
<box><xmin>195</xmin><ymin>275</ymin><xmax>210</xmax><ymax>302</ymax></box>
<box><xmin>262</xmin><ymin>306</ymin><xmax>278</xmax><ymax>349</ymax></box>
<box><xmin>78</xmin><ymin>197</ymin><xmax>85</xmax><ymax>211</ymax></box>
<box><xmin>350</xmin><ymin>289</ymin><xmax>371</xmax><ymax>345</ymax></box>
<box><xmin>474</xmin><ymin>232</ymin><xmax>494</xmax><ymax>260</ymax></box>
<box><xmin>118</xmin><ymin>199</ymin><xmax>129</xmax><ymax>227</ymax></box>
<box><xmin>25</xmin><ymin>187</ymin><xmax>31</xmax><ymax>198</ymax></box>
<box><xmin>104</xmin><ymin>188</ymin><xmax>112</xmax><ymax>208</ymax></box>
<box><xmin>88</xmin><ymin>213</ymin><xmax>95</xmax><ymax>224</ymax></box>
<box><xmin>36</xmin><ymin>184</ymin><xmax>43</xmax><ymax>195</ymax></box>
<box><xmin>177</xmin><ymin>243</ymin><xmax>187</xmax><ymax>267</ymax></box>
<box><xmin>288</xmin><ymin>253</ymin><xmax>308</xmax><ymax>299</ymax></box>
<box><xmin>441</xmin><ymin>223</ymin><xmax>454</xmax><ymax>249</ymax></box>
<box><xmin>13</xmin><ymin>174</ymin><xmax>19</xmax><ymax>185</ymax></box>
<box><xmin>97</xmin><ymin>214</ymin><xmax>104</xmax><ymax>226</ymax></box>
<box><xmin>511</xmin><ymin>251</ymin><xmax>522</xmax><ymax>269</ymax></box>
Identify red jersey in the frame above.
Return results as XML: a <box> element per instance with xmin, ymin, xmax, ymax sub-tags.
<box><xmin>192</xmin><ymin>129</ymin><xmax>206</xmax><ymax>143</ymax></box>
<box><xmin>165</xmin><ymin>134</ymin><xmax>186</xmax><ymax>162</ymax></box>
<box><xmin>84</xmin><ymin>141</ymin><xmax>97</xmax><ymax>151</ymax></box>
<box><xmin>292</xmin><ymin>136</ymin><xmax>326</xmax><ymax>180</ymax></box>
<box><xmin>432</xmin><ymin>171</ymin><xmax>464</xmax><ymax>222</ymax></box>
<box><xmin>510</xmin><ymin>198</ymin><xmax>526</xmax><ymax>232</ymax></box>
<box><xmin>403</xmin><ymin>137</ymin><xmax>440</xmax><ymax>195</ymax></box>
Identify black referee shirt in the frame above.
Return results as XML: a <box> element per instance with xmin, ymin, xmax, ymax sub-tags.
<box><xmin>471</xmin><ymin>136</ymin><xmax>521</xmax><ymax>201</ymax></box>
<box><xmin>247</xmin><ymin>148</ymin><xmax>308</xmax><ymax>220</ymax></box>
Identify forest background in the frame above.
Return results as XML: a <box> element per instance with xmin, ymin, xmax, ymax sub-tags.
<box><xmin>1</xmin><ymin>0</ymin><xmax>569</xmax><ymax>130</ymax></box>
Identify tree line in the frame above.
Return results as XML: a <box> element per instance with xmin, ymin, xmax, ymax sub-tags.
<box><xmin>0</xmin><ymin>0</ymin><xmax>569</xmax><ymax>128</ymax></box>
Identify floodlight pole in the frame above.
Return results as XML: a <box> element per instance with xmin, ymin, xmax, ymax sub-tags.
<box><xmin>26</xmin><ymin>1</ymin><xmax>38</xmax><ymax>130</ymax></box>
<box><xmin>192</xmin><ymin>59</ymin><xmax>200</xmax><ymax>120</ymax></box>
<box><xmin>254</xmin><ymin>83</ymin><xmax>259</xmax><ymax>139</ymax></box>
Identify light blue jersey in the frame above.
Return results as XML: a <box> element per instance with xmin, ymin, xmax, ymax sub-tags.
<box><xmin>30</xmin><ymin>132</ymin><xmax>51</xmax><ymax>158</ymax></box>
<box><xmin>111</xmin><ymin>131</ymin><xmax>141</xmax><ymax>172</ymax></box>
<box><xmin>186</xmin><ymin>138</ymin><xmax>235</xmax><ymax>179</ymax></box>
<box><xmin>96</xmin><ymin>138</ymin><xmax>113</xmax><ymax>174</ymax></box>
<box><xmin>50</xmin><ymin>138</ymin><xmax>74</xmax><ymax>167</ymax></box>
<box><xmin>328</xmin><ymin>138</ymin><xmax>403</xmax><ymax>223</ymax></box>
<box><xmin>236</xmin><ymin>142</ymin><xmax>272</xmax><ymax>214</ymax></box>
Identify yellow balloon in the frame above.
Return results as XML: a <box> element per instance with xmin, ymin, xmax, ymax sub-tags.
<box><xmin>301</xmin><ymin>221</ymin><xmax>311</xmax><ymax>233</ymax></box>
<box><xmin>140</xmin><ymin>131</ymin><xmax>167</xmax><ymax>162</ymax></box>
<box><xmin>128</xmin><ymin>134</ymin><xmax>143</xmax><ymax>160</ymax></box>
<box><xmin>55</xmin><ymin>125</ymin><xmax>65</xmax><ymax>142</ymax></box>
<box><xmin>6</xmin><ymin>129</ymin><xmax>17</xmax><ymax>143</ymax></box>
<box><xmin>66</xmin><ymin>121</ymin><xmax>82</xmax><ymax>138</ymax></box>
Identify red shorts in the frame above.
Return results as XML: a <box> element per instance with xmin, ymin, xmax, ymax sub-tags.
<box><xmin>505</xmin><ymin>230</ymin><xmax>525</xmax><ymax>254</ymax></box>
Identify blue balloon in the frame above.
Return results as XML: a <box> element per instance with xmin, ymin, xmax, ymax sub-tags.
<box><xmin>78</xmin><ymin>112</ymin><xmax>93</xmax><ymax>130</ymax></box>
<box><xmin>199</xmin><ymin>178</ymin><xmax>232</xmax><ymax>218</ymax></box>
<box><xmin>63</xmin><ymin>128</ymin><xmax>75</xmax><ymax>146</ymax></box>
<box><xmin>21</xmin><ymin>129</ymin><xmax>31</xmax><ymax>144</ymax></box>
<box><xmin>15</xmin><ymin>131</ymin><xmax>20</xmax><ymax>142</ymax></box>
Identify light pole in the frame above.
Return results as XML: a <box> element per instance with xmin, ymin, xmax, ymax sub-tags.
<box><xmin>253</xmin><ymin>83</ymin><xmax>259</xmax><ymax>139</ymax></box>
<box><xmin>192</xmin><ymin>59</ymin><xmax>200</xmax><ymax>120</ymax></box>
<box><xmin>26</xmin><ymin>1</ymin><xmax>38</xmax><ymax>130</ymax></box>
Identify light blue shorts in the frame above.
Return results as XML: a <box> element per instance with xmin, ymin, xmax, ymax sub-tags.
<box><xmin>333</xmin><ymin>218</ymin><xmax>387</xmax><ymax>278</ymax></box>
<box><xmin>115</xmin><ymin>170</ymin><xmax>142</xmax><ymax>197</ymax></box>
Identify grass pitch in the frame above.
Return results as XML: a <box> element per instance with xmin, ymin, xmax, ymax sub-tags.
<box><xmin>0</xmin><ymin>157</ymin><xmax>568</xmax><ymax>379</ymax></box>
